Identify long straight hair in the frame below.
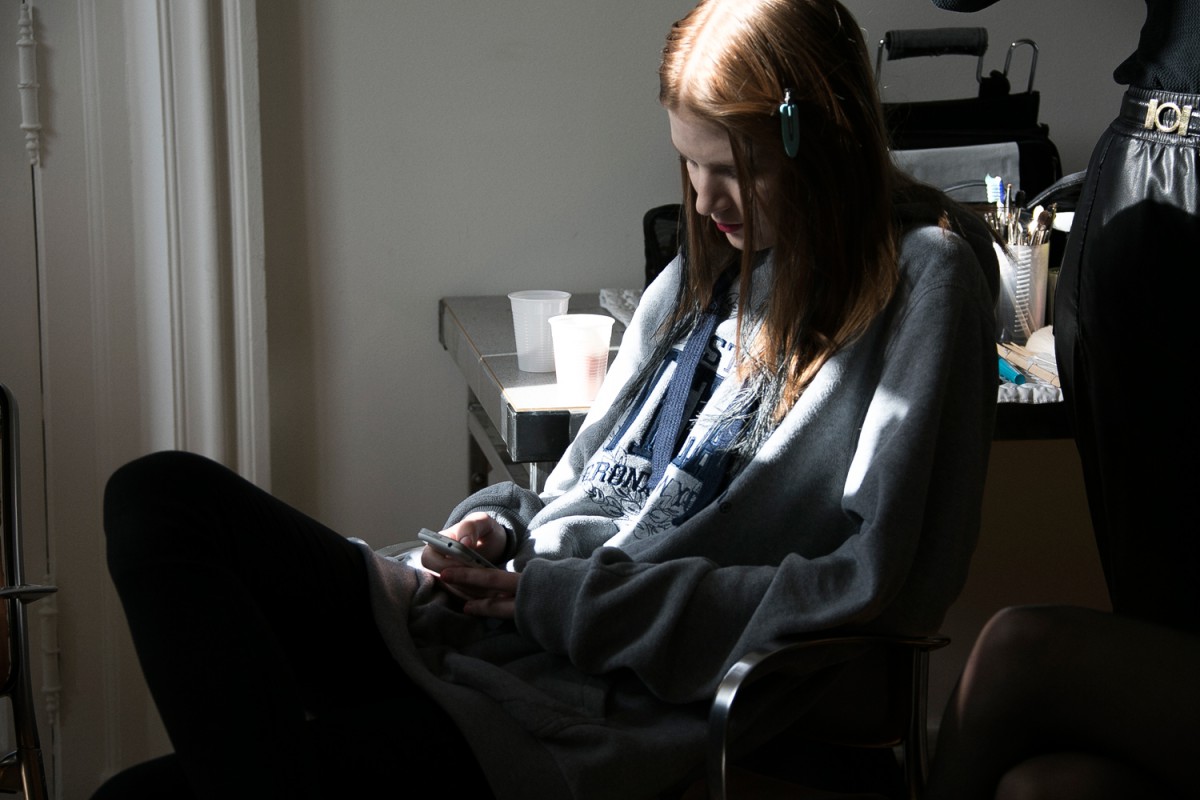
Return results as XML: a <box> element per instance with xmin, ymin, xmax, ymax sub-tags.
<box><xmin>658</xmin><ymin>0</ymin><xmax>901</xmax><ymax>423</ymax></box>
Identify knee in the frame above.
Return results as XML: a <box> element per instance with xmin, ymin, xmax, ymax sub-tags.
<box><xmin>957</xmin><ymin>606</ymin><xmax>1088</xmax><ymax>710</ymax></box>
<box><xmin>973</xmin><ymin>605</ymin><xmax>1093</xmax><ymax>661</ymax></box>
<box><xmin>996</xmin><ymin>752</ymin><xmax>1153</xmax><ymax>800</ymax></box>
<box><xmin>103</xmin><ymin>450</ymin><xmax>227</xmax><ymax>567</ymax></box>
<box><xmin>105</xmin><ymin>451</ymin><xmax>219</xmax><ymax>519</ymax></box>
<box><xmin>996</xmin><ymin>756</ymin><xmax>1064</xmax><ymax>800</ymax></box>
<box><xmin>972</xmin><ymin>606</ymin><xmax>1063</xmax><ymax>659</ymax></box>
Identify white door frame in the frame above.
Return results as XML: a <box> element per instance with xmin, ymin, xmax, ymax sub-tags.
<box><xmin>19</xmin><ymin>0</ymin><xmax>269</xmax><ymax>793</ymax></box>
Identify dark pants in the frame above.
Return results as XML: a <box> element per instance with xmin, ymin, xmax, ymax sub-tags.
<box><xmin>1054</xmin><ymin>86</ymin><xmax>1200</xmax><ymax>633</ymax></box>
<box><xmin>95</xmin><ymin>450</ymin><xmax>491</xmax><ymax>799</ymax></box>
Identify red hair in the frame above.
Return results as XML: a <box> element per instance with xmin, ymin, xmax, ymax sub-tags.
<box><xmin>659</xmin><ymin>0</ymin><xmax>900</xmax><ymax>419</ymax></box>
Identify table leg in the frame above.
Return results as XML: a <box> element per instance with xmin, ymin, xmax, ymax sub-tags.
<box><xmin>466</xmin><ymin>394</ymin><xmax>534</xmax><ymax>491</ymax></box>
<box><xmin>468</xmin><ymin>431</ymin><xmax>490</xmax><ymax>494</ymax></box>
<box><xmin>527</xmin><ymin>463</ymin><xmax>553</xmax><ymax>494</ymax></box>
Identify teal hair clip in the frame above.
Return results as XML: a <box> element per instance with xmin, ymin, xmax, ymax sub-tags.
<box><xmin>778</xmin><ymin>88</ymin><xmax>800</xmax><ymax>158</ymax></box>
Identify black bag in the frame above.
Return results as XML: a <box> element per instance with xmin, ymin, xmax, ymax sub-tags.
<box><xmin>878</xmin><ymin>28</ymin><xmax>1063</xmax><ymax>199</ymax></box>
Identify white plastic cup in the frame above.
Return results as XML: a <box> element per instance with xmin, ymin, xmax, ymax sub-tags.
<box><xmin>508</xmin><ymin>290</ymin><xmax>571</xmax><ymax>372</ymax></box>
<box><xmin>548</xmin><ymin>314</ymin><xmax>615</xmax><ymax>403</ymax></box>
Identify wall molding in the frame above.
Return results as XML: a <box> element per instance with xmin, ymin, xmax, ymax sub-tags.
<box><xmin>16</xmin><ymin>3</ymin><xmax>41</xmax><ymax>165</ymax></box>
<box><xmin>35</xmin><ymin>0</ymin><xmax>269</xmax><ymax>791</ymax></box>
<box><xmin>222</xmin><ymin>0</ymin><xmax>271</xmax><ymax>489</ymax></box>
<box><xmin>125</xmin><ymin>0</ymin><xmax>270</xmax><ymax>475</ymax></box>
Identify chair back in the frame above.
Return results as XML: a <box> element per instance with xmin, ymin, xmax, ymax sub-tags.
<box><xmin>643</xmin><ymin>204</ymin><xmax>684</xmax><ymax>287</ymax></box>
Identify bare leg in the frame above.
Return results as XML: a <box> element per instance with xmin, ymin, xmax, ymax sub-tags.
<box><xmin>924</xmin><ymin>605</ymin><xmax>1200</xmax><ymax>800</ymax></box>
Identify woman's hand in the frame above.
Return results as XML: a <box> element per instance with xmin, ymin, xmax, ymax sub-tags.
<box><xmin>420</xmin><ymin>512</ymin><xmax>507</xmax><ymax>573</ymax></box>
<box><xmin>439</xmin><ymin>566</ymin><xmax>519</xmax><ymax>619</ymax></box>
<box><xmin>420</xmin><ymin>512</ymin><xmax>516</xmax><ymax>613</ymax></box>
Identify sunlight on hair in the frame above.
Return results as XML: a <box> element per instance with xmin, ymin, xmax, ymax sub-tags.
<box><xmin>677</xmin><ymin>0</ymin><xmax>758</xmax><ymax>99</ymax></box>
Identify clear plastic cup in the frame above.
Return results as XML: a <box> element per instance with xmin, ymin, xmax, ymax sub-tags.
<box><xmin>548</xmin><ymin>314</ymin><xmax>615</xmax><ymax>403</ymax></box>
<box><xmin>996</xmin><ymin>242</ymin><xmax>1050</xmax><ymax>345</ymax></box>
<box><xmin>508</xmin><ymin>290</ymin><xmax>571</xmax><ymax>372</ymax></box>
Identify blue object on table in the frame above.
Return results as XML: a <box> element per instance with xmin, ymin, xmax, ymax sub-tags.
<box><xmin>998</xmin><ymin>356</ymin><xmax>1026</xmax><ymax>385</ymax></box>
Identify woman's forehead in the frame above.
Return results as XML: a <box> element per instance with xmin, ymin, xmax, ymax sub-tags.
<box><xmin>667</xmin><ymin>108</ymin><xmax>733</xmax><ymax>166</ymax></box>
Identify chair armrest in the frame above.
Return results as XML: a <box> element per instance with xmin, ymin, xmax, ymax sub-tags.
<box><xmin>708</xmin><ymin>633</ymin><xmax>949</xmax><ymax>800</ymax></box>
<box><xmin>0</xmin><ymin>585</ymin><xmax>57</xmax><ymax>603</ymax></box>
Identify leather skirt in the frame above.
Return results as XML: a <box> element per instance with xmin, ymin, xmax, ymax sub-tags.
<box><xmin>1054</xmin><ymin>85</ymin><xmax>1200</xmax><ymax>633</ymax></box>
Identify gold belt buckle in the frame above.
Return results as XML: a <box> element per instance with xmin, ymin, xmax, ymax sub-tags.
<box><xmin>1143</xmin><ymin>98</ymin><xmax>1193</xmax><ymax>134</ymax></box>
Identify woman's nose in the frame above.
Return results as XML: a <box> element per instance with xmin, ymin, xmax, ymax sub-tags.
<box><xmin>692</xmin><ymin>175</ymin><xmax>727</xmax><ymax>218</ymax></box>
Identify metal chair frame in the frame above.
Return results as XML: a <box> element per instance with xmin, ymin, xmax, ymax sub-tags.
<box><xmin>708</xmin><ymin>633</ymin><xmax>949</xmax><ymax>800</ymax></box>
<box><xmin>0</xmin><ymin>384</ymin><xmax>56</xmax><ymax>799</ymax></box>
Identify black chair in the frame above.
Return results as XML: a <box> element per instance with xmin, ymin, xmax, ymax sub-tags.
<box><xmin>643</xmin><ymin>204</ymin><xmax>685</xmax><ymax>287</ymax></box>
<box><xmin>0</xmin><ymin>384</ymin><xmax>56</xmax><ymax>799</ymax></box>
<box><xmin>706</xmin><ymin>632</ymin><xmax>950</xmax><ymax>800</ymax></box>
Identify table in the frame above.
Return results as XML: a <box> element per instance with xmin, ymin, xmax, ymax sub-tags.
<box><xmin>439</xmin><ymin>294</ymin><xmax>1066</xmax><ymax>492</ymax></box>
<box><xmin>439</xmin><ymin>294</ymin><xmax>625</xmax><ymax>492</ymax></box>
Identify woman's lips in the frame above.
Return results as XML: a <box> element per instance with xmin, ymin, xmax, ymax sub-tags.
<box><xmin>715</xmin><ymin>221</ymin><xmax>743</xmax><ymax>234</ymax></box>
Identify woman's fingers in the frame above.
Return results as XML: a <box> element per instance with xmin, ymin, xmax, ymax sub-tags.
<box><xmin>439</xmin><ymin>567</ymin><xmax>519</xmax><ymax>619</ymax></box>
<box><xmin>442</xmin><ymin>514</ymin><xmax>507</xmax><ymax>564</ymax></box>
<box><xmin>462</xmin><ymin>593</ymin><xmax>516</xmax><ymax>619</ymax></box>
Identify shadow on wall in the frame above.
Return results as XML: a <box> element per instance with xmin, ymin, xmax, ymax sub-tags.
<box><xmin>258</xmin><ymin>2</ymin><xmax>319</xmax><ymax>512</ymax></box>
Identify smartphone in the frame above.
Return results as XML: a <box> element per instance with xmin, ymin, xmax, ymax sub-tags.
<box><xmin>417</xmin><ymin>528</ymin><xmax>497</xmax><ymax>569</ymax></box>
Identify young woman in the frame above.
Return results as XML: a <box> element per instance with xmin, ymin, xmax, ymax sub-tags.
<box><xmin>97</xmin><ymin>1</ymin><xmax>999</xmax><ymax>797</ymax></box>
